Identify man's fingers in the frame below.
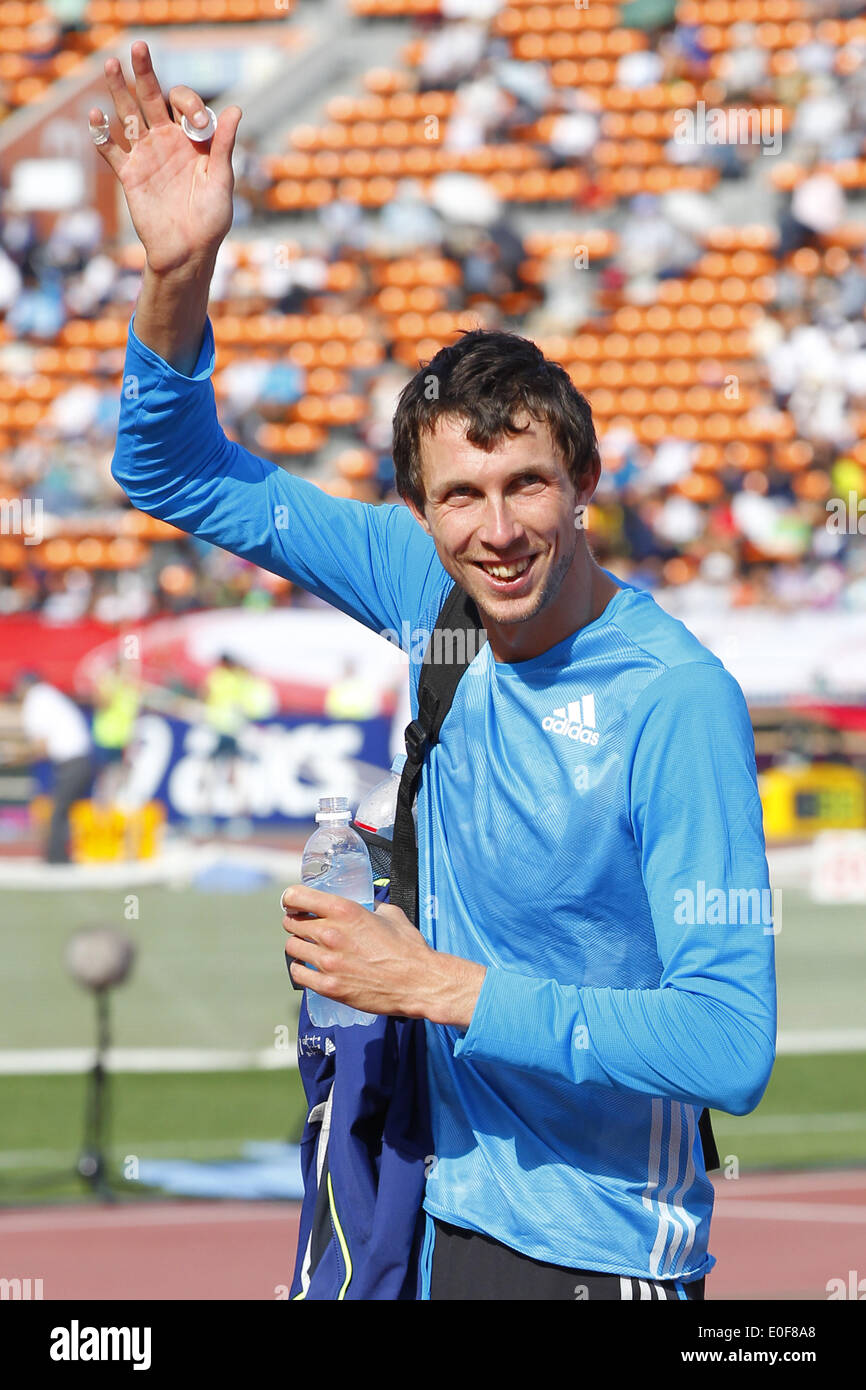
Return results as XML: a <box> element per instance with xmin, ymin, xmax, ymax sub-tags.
<box><xmin>103</xmin><ymin>56</ymin><xmax>143</xmax><ymax>146</ymax></box>
<box><xmin>87</xmin><ymin>108</ymin><xmax>125</xmax><ymax>175</ymax></box>
<box><xmin>282</xmin><ymin>910</ymin><xmax>317</xmax><ymax>934</ymax></box>
<box><xmin>130</xmin><ymin>40</ymin><xmax>171</xmax><ymax>128</ymax></box>
<box><xmin>372</xmin><ymin>903</ymin><xmax>404</xmax><ymax>921</ymax></box>
<box><xmin>284</xmin><ymin>933</ymin><xmax>327</xmax><ymax>970</ymax></box>
<box><xmin>168</xmin><ymin>84</ymin><xmax>212</xmax><ymax>133</ymax></box>
<box><xmin>279</xmin><ymin>884</ymin><xmax>319</xmax><ymax>916</ymax></box>
<box><xmin>208</xmin><ymin>106</ymin><xmax>243</xmax><ymax>173</ymax></box>
<box><xmin>281</xmin><ymin>883</ymin><xmax>341</xmax><ymax>915</ymax></box>
<box><xmin>287</xmin><ymin>959</ymin><xmax>318</xmax><ymax>991</ymax></box>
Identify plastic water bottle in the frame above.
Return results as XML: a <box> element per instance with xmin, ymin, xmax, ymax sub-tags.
<box><xmin>354</xmin><ymin>753</ymin><xmax>408</xmax><ymax>840</ymax></box>
<box><xmin>299</xmin><ymin>795</ymin><xmax>376</xmax><ymax>1028</ymax></box>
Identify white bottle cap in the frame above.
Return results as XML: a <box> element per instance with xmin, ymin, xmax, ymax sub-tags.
<box><xmin>181</xmin><ymin>106</ymin><xmax>217</xmax><ymax>143</ymax></box>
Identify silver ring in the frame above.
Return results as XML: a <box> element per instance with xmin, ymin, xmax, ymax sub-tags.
<box><xmin>181</xmin><ymin>106</ymin><xmax>217</xmax><ymax>143</ymax></box>
<box><xmin>89</xmin><ymin>116</ymin><xmax>111</xmax><ymax>146</ymax></box>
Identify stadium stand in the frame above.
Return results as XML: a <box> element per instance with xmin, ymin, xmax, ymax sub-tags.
<box><xmin>0</xmin><ymin>0</ymin><xmax>864</xmax><ymax>621</ymax></box>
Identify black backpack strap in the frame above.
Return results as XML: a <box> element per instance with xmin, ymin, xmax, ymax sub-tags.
<box><xmin>698</xmin><ymin>1108</ymin><xmax>719</xmax><ymax>1172</ymax></box>
<box><xmin>389</xmin><ymin>583</ymin><xmax>485</xmax><ymax>926</ymax></box>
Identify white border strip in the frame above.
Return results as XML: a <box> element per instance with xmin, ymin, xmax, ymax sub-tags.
<box><xmin>0</xmin><ymin>845</ymin><xmax>302</xmax><ymax>890</ymax></box>
<box><xmin>0</xmin><ymin>1048</ymin><xmax>298</xmax><ymax>1074</ymax></box>
<box><xmin>776</xmin><ymin>1029</ymin><xmax>866</xmax><ymax>1054</ymax></box>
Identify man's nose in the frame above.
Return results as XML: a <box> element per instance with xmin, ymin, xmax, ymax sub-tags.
<box><xmin>477</xmin><ymin>500</ymin><xmax>523</xmax><ymax>550</ymax></box>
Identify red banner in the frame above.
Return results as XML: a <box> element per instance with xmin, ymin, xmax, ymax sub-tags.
<box><xmin>0</xmin><ymin>616</ymin><xmax>135</xmax><ymax>696</ymax></box>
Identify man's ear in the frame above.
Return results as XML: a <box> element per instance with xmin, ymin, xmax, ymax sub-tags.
<box><xmin>575</xmin><ymin>455</ymin><xmax>602</xmax><ymax>509</ymax></box>
<box><xmin>406</xmin><ymin>495</ymin><xmax>432</xmax><ymax>535</ymax></box>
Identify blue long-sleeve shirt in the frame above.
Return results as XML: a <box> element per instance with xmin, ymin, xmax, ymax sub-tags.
<box><xmin>112</xmin><ymin>316</ymin><xmax>776</xmax><ymax>1281</ymax></box>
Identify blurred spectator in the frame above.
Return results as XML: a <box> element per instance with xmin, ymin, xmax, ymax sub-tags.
<box><xmin>444</xmin><ymin>66</ymin><xmax>512</xmax><ymax>151</ymax></box>
<box><xmin>363</xmin><ymin>347</ymin><xmax>412</xmax><ymax>454</ymax></box>
<box><xmin>545</xmin><ymin>95</ymin><xmax>600</xmax><ymax>167</ymax></box>
<box><xmin>0</xmin><ymin>245</ymin><xmax>22</xmax><ymax>311</ymax></box>
<box><xmin>708</xmin><ymin>23</ymin><xmax>763</xmax><ymax>96</ymax></box>
<box><xmin>493</xmin><ymin>58</ymin><xmax>550</xmax><ymax>121</ymax></box>
<box><xmin>441</xmin><ymin>0</ymin><xmax>503</xmax><ymax>17</ymax></box>
<box><xmin>615</xmin><ymin>49</ymin><xmax>664</xmax><ymax>89</ymax></box>
<box><xmin>618</xmin><ymin>194</ymin><xmax>700</xmax><ymax>292</ymax></box>
<box><xmin>45</xmin><ymin>0</ymin><xmax>88</xmax><ymax>31</ymax></box>
<box><xmin>790</xmin><ymin>75</ymin><xmax>853</xmax><ymax>160</ymax></box>
<box><xmin>419</xmin><ymin>21</ymin><xmax>487</xmax><ymax>90</ymax></box>
<box><xmin>379</xmin><ymin>180</ymin><xmax>443</xmax><ymax>253</ymax></box>
<box><xmin>778</xmin><ymin>170</ymin><xmax>847</xmax><ymax>255</ymax></box>
<box><xmin>42</xmin><ymin>208</ymin><xmax>102</xmax><ymax>275</ymax></box>
<box><xmin>13</xmin><ymin>670</ymin><xmax>94</xmax><ymax>863</ymax></box>
<box><xmin>7</xmin><ymin>271</ymin><xmax>65</xmax><ymax>339</ymax></box>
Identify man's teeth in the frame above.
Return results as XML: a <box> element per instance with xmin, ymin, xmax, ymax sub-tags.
<box><xmin>480</xmin><ymin>558</ymin><xmax>532</xmax><ymax>580</ymax></box>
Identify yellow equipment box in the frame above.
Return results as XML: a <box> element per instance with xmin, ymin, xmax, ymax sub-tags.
<box><xmin>759</xmin><ymin>763</ymin><xmax>866</xmax><ymax>841</ymax></box>
<box><xmin>31</xmin><ymin>797</ymin><xmax>165</xmax><ymax>862</ymax></box>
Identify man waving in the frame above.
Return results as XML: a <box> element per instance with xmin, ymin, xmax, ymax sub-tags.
<box><xmin>96</xmin><ymin>43</ymin><xmax>776</xmax><ymax>1300</ymax></box>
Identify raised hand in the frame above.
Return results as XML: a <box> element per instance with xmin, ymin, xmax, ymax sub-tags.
<box><xmin>89</xmin><ymin>40</ymin><xmax>242</xmax><ymax>276</ymax></box>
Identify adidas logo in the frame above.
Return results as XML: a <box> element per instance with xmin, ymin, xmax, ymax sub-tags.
<box><xmin>298</xmin><ymin>1032</ymin><xmax>337</xmax><ymax>1057</ymax></box>
<box><xmin>541</xmin><ymin>695</ymin><xmax>600</xmax><ymax>745</ymax></box>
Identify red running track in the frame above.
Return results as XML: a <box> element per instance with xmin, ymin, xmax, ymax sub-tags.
<box><xmin>1</xmin><ymin>1168</ymin><xmax>864</xmax><ymax>1300</ymax></box>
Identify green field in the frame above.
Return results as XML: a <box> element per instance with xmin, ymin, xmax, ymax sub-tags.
<box><xmin>4</xmin><ymin>884</ymin><xmax>864</xmax><ymax>1050</ymax></box>
<box><xmin>2</xmin><ymin>886</ymin><xmax>297</xmax><ymax>1052</ymax></box>
<box><xmin>0</xmin><ymin>1069</ymin><xmax>306</xmax><ymax>1204</ymax></box>
<box><xmin>1</xmin><ymin>883</ymin><xmax>864</xmax><ymax>1203</ymax></box>
<box><xmin>0</xmin><ymin>1054</ymin><xmax>863</xmax><ymax>1205</ymax></box>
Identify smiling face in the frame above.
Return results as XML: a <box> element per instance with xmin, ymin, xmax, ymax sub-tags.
<box><xmin>405</xmin><ymin>413</ymin><xmax>607</xmax><ymax>663</ymax></box>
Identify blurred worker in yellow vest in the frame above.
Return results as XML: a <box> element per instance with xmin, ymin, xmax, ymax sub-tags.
<box><xmin>204</xmin><ymin>653</ymin><xmax>247</xmax><ymax>761</ymax></box>
<box><xmin>199</xmin><ymin>654</ymin><xmax>278</xmax><ymax>837</ymax></box>
<box><xmin>324</xmin><ymin>659</ymin><xmax>379</xmax><ymax>721</ymax></box>
<box><xmin>204</xmin><ymin>654</ymin><xmax>278</xmax><ymax>753</ymax></box>
<box><xmin>240</xmin><ymin>668</ymin><xmax>278</xmax><ymax>723</ymax></box>
<box><xmin>92</xmin><ymin>660</ymin><xmax>141</xmax><ymax>803</ymax></box>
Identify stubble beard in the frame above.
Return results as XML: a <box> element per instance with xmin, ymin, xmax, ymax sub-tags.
<box><xmin>465</xmin><ymin>529</ymin><xmax>577</xmax><ymax>629</ymax></box>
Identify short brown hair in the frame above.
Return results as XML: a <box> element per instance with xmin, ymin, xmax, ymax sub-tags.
<box><xmin>391</xmin><ymin>329</ymin><xmax>600</xmax><ymax>512</ymax></box>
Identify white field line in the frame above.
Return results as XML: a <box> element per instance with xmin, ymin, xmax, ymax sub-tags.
<box><xmin>0</xmin><ymin>1048</ymin><xmax>298</xmax><ymax>1074</ymax></box>
<box><xmin>0</xmin><ymin>1138</ymin><xmax>291</xmax><ymax>1169</ymax></box>
<box><xmin>0</xmin><ymin>1204</ymin><xmax>298</xmax><ymax>1234</ymax></box>
<box><xmin>711</xmin><ymin>1169</ymin><xmax>866</xmax><ymax>1196</ymax></box>
<box><xmin>1</xmin><ymin>1028</ymin><xmax>864</xmax><ymax>1075</ymax></box>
